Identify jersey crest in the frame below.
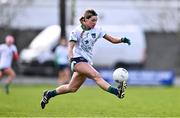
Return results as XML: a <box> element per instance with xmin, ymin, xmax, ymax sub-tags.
<box><xmin>91</xmin><ymin>33</ymin><xmax>96</xmax><ymax>38</ymax></box>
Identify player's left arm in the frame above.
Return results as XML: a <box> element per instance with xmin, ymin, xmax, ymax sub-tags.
<box><xmin>13</xmin><ymin>51</ymin><xmax>19</xmax><ymax>61</ymax></box>
<box><xmin>103</xmin><ymin>34</ymin><xmax>131</xmax><ymax>45</ymax></box>
<box><xmin>68</xmin><ymin>41</ymin><xmax>76</xmax><ymax>61</ymax></box>
<box><xmin>12</xmin><ymin>45</ymin><xmax>19</xmax><ymax>61</ymax></box>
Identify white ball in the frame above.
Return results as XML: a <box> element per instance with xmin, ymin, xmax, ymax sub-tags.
<box><xmin>113</xmin><ymin>68</ymin><xmax>128</xmax><ymax>82</ymax></box>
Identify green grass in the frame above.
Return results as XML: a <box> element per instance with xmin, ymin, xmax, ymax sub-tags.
<box><xmin>0</xmin><ymin>84</ymin><xmax>180</xmax><ymax>117</ymax></box>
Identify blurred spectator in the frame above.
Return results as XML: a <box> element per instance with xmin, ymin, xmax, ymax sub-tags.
<box><xmin>54</xmin><ymin>37</ymin><xmax>70</xmax><ymax>85</ymax></box>
<box><xmin>0</xmin><ymin>35</ymin><xmax>19</xmax><ymax>94</ymax></box>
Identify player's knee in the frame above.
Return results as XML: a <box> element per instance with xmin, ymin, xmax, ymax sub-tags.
<box><xmin>91</xmin><ymin>72</ymin><xmax>101</xmax><ymax>80</ymax></box>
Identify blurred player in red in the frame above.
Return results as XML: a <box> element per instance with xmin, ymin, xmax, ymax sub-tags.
<box><xmin>0</xmin><ymin>35</ymin><xmax>19</xmax><ymax>94</ymax></box>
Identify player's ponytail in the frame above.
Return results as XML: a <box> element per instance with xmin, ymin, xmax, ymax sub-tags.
<box><xmin>79</xmin><ymin>16</ymin><xmax>85</xmax><ymax>24</ymax></box>
<box><xmin>79</xmin><ymin>16</ymin><xmax>85</xmax><ymax>38</ymax></box>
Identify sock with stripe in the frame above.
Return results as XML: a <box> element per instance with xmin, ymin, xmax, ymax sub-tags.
<box><xmin>107</xmin><ymin>86</ymin><xmax>119</xmax><ymax>96</ymax></box>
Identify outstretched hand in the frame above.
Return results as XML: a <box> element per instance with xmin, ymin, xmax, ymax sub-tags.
<box><xmin>121</xmin><ymin>37</ymin><xmax>131</xmax><ymax>45</ymax></box>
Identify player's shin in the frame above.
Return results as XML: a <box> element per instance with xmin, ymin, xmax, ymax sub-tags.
<box><xmin>107</xmin><ymin>86</ymin><xmax>119</xmax><ymax>96</ymax></box>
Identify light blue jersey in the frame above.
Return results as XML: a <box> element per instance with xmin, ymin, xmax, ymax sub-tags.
<box><xmin>69</xmin><ymin>25</ymin><xmax>106</xmax><ymax>65</ymax></box>
<box><xmin>54</xmin><ymin>45</ymin><xmax>68</xmax><ymax>65</ymax></box>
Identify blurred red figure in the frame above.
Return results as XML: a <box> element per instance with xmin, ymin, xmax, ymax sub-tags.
<box><xmin>0</xmin><ymin>35</ymin><xmax>19</xmax><ymax>94</ymax></box>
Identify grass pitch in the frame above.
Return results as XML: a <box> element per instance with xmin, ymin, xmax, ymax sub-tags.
<box><xmin>0</xmin><ymin>84</ymin><xmax>180</xmax><ymax>117</ymax></box>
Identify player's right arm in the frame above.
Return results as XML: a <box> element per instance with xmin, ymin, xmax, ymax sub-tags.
<box><xmin>68</xmin><ymin>41</ymin><xmax>76</xmax><ymax>61</ymax></box>
<box><xmin>12</xmin><ymin>45</ymin><xmax>19</xmax><ymax>61</ymax></box>
<box><xmin>68</xmin><ymin>30</ymin><xmax>78</xmax><ymax>61</ymax></box>
<box><xmin>13</xmin><ymin>52</ymin><xmax>19</xmax><ymax>61</ymax></box>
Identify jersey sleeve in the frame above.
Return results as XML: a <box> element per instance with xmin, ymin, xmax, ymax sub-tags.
<box><xmin>98</xmin><ymin>27</ymin><xmax>106</xmax><ymax>39</ymax></box>
<box><xmin>69</xmin><ymin>30</ymin><xmax>78</xmax><ymax>42</ymax></box>
<box><xmin>12</xmin><ymin>45</ymin><xmax>18</xmax><ymax>53</ymax></box>
<box><xmin>12</xmin><ymin>45</ymin><xmax>19</xmax><ymax>61</ymax></box>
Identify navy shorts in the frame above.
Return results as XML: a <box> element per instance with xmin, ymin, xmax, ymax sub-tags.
<box><xmin>70</xmin><ymin>57</ymin><xmax>88</xmax><ymax>71</ymax></box>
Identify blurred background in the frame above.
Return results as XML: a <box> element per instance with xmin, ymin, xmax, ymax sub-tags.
<box><xmin>0</xmin><ymin>0</ymin><xmax>180</xmax><ymax>86</ymax></box>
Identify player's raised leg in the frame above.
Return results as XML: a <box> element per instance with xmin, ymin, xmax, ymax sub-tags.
<box><xmin>74</xmin><ymin>62</ymin><xmax>127</xmax><ymax>98</ymax></box>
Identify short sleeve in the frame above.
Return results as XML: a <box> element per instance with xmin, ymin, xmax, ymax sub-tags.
<box><xmin>69</xmin><ymin>31</ymin><xmax>78</xmax><ymax>42</ymax></box>
<box><xmin>12</xmin><ymin>45</ymin><xmax>18</xmax><ymax>53</ymax></box>
<box><xmin>98</xmin><ymin>27</ymin><xmax>106</xmax><ymax>39</ymax></box>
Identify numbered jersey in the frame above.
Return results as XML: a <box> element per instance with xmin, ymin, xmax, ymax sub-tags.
<box><xmin>69</xmin><ymin>25</ymin><xmax>106</xmax><ymax>64</ymax></box>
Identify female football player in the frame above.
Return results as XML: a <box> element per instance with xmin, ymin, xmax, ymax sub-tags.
<box><xmin>0</xmin><ymin>35</ymin><xmax>19</xmax><ymax>94</ymax></box>
<box><xmin>40</xmin><ymin>9</ymin><xmax>131</xmax><ymax>109</ymax></box>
